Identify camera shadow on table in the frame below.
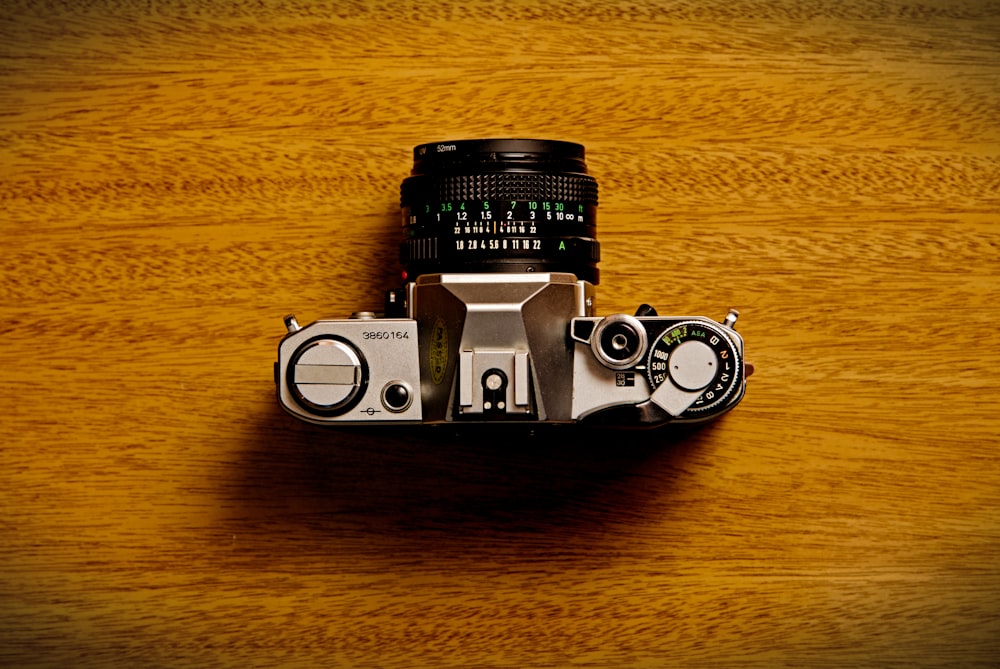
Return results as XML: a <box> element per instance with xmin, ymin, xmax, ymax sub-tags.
<box><xmin>224</xmin><ymin>398</ymin><xmax>727</xmax><ymax>567</ymax></box>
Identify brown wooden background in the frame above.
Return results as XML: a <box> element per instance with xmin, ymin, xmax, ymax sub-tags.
<box><xmin>2</xmin><ymin>0</ymin><xmax>999</xmax><ymax>666</ymax></box>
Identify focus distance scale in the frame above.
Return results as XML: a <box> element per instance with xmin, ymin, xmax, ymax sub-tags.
<box><xmin>404</xmin><ymin>199</ymin><xmax>594</xmax><ymax>256</ymax></box>
<box><xmin>275</xmin><ymin>138</ymin><xmax>750</xmax><ymax>428</ymax></box>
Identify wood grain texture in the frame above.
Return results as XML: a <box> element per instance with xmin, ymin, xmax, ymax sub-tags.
<box><xmin>2</xmin><ymin>0</ymin><xmax>999</xmax><ymax>666</ymax></box>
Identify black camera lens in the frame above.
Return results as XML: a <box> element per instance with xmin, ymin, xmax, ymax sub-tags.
<box><xmin>399</xmin><ymin>139</ymin><xmax>600</xmax><ymax>284</ymax></box>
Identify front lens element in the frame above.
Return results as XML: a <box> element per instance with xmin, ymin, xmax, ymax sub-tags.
<box><xmin>400</xmin><ymin>139</ymin><xmax>600</xmax><ymax>283</ymax></box>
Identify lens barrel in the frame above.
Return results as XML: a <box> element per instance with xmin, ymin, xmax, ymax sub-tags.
<box><xmin>400</xmin><ymin>139</ymin><xmax>600</xmax><ymax>284</ymax></box>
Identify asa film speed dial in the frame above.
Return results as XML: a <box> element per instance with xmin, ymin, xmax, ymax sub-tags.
<box><xmin>646</xmin><ymin>320</ymin><xmax>741</xmax><ymax>416</ymax></box>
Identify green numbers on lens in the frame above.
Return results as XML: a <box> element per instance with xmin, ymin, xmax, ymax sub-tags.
<box><xmin>422</xmin><ymin>199</ymin><xmax>592</xmax><ymax>230</ymax></box>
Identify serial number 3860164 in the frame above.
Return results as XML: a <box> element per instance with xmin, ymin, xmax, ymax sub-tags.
<box><xmin>362</xmin><ymin>331</ymin><xmax>410</xmax><ymax>340</ymax></box>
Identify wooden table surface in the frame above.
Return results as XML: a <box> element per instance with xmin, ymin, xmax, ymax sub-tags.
<box><xmin>2</xmin><ymin>1</ymin><xmax>999</xmax><ymax>666</ymax></box>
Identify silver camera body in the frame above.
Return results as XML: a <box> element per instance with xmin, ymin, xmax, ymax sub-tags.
<box><xmin>275</xmin><ymin>139</ymin><xmax>748</xmax><ymax>428</ymax></box>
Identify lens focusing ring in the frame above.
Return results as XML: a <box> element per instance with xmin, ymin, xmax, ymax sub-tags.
<box><xmin>401</xmin><ymin>173</ymin><xmax>598</xmax><ymax>208</ymax></box>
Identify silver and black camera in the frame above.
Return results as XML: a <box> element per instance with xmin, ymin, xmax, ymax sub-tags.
<box><xmin>275</xmin><ymin>139</ymin><xmax>748</xmax><ymax>428</ymax></box>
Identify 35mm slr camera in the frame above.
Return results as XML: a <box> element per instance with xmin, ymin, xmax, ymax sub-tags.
<box><xmin>275</xmin><ymin>139</ymin><xmax>748</xmax><ymax>428</ymax></box>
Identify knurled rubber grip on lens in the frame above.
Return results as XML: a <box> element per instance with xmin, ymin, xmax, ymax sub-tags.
<box><xmin>401</xmin><ymin>173</ymin><xmax>598</xmax><ymax>207</ymax></box>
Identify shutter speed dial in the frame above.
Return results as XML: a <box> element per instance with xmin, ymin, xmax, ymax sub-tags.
<box><xmin>646</xmin><ymin>320</ymin><xmax>741</xmax><ymax>415</ymax></box>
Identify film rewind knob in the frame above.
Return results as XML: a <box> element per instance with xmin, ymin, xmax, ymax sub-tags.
<box><xmin>287</xmin><ymin>337</ymin><xmax>368</xmax><ymax>415</ymax></box>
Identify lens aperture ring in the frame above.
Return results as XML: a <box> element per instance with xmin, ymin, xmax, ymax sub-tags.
<box><xmin>401</xmin><ymin>236</ymin><xmax>600</xmax><ymax>263</ymax></box>
<box><xmin>401</xmin><ymin>173</ymin><xmax>598</xmax><ymax>207</ymax></box>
